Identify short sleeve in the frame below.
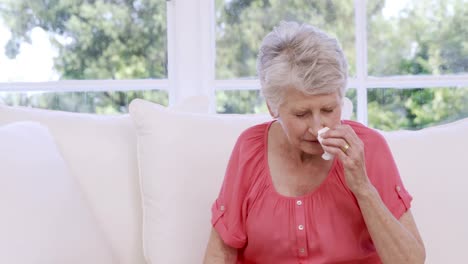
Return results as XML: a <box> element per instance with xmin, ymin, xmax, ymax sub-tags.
<box><xmin>364</xmin><ymin>131</ymin><xmax>413</xmax><ymax>220</ymax></box>
<box><xmin>211</xmin><ymin>135</ymin><xmax>250</xmax><ymax>249</ymax></box>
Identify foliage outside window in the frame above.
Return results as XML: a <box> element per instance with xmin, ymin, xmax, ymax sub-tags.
<box><xmin>0</xmin><ymin>0</ymin><xmax>168</xmax><ymax>112</ymax></box>
<box><xmin>215</xmin><ymin>0</ymin><xmax>467</xmax><ymax>130</ymax></box>
<box><xmin>0</xmin><ymin>0</ymin><xmax>467</xmax><ymax>130</ymax></box>
<box><xmin>0</xmin><ymin>90</ymin><xmax>168</xmax><ymax>114</ymax></box>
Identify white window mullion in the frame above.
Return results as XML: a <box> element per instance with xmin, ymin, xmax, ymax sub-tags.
<box><xmin>214</xmin><ymin>75</ymin><xmax>468</xmax><ymax>92</ymax></box>
<box><xmin>215</xmin><ymin>79</ymin><xmax>260</xmax><ymax>91</ymax></box>
<box><xmin>354</xmin><ymin>0</ymin><xmax>368</xmax><ymax>125</ymax></box>
<box><xmin>166</xmin><ymin>0</ymin><xmax>177</xmax><ymax>106</ymax></box>
<box><xmin>166</xmin><ymin>0</ymin><xmax>209</xmax><ymax>107</ymax></box>
<box><xmin>0</xmin><ymin>79</ymin><xmax>169</xmax><ymax>92</ymax></box>
<box><xmin>200</xmin><ymin>0</ymin><xmax>216</xmax><ymax>113</ymax></box>
<box><xmin>366</xmin><ymin>75</ymin><xmax>468</xmax><ymax>89</ymax></box>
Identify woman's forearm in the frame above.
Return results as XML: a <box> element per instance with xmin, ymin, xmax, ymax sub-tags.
<box><xmin>203</xmin><ymin>229</ymin><xmax>238</xmax><ymax>264</ymax></box>
<box><xmin>204</xmin><ymin>250</ymin><xmax>236</xmax><ymax>264</ymax></box>
<box><xmin>355</xmin><ymin>185</ymin><xmax>425</xmax><ymax>264</ymax></box>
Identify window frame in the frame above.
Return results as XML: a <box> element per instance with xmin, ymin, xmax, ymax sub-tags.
<box><xmin>0</xmin><ymin>0</ymin><xmax>467</xmax><ymax>126</ymax></box>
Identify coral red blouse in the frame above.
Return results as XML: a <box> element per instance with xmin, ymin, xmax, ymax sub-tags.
<box><xmin>211</xmin><ymin>120</ymin><xmax>412</xmax><ymax>264</ymax></box>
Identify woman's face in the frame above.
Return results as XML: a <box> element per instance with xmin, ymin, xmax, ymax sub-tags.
<box><xmin>274</xmin><ymin>88</ymin><xmax>343</xmax><ymax>156</ymax></box>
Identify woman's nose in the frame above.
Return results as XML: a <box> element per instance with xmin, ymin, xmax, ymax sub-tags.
<box><xmin>308</xmin><ymin>116</ymin><xmax>324</xmax><ymax>136</ymax></box>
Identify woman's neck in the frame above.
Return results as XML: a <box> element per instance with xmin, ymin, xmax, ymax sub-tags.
<box><xmin>271</xmin><ymin>122</ymin><xmax>327</xmax><ymax>167</ymax></box>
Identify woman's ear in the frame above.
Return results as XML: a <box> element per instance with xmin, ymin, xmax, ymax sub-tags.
<box><xmin>266</xmin><ymin>103</ymin><xmax>278</xmax><ymax>118</ymax></box>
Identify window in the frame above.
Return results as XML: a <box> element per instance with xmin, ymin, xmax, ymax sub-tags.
<box><xmin>1</xmin><ymin>0</ymin><xmax>467</xmax><ymax>130</ymax></box>
<box><xmin>0</xmin><ymin>0</ymin><xmax>168</xmax><ymax>113</ymax></box>
<box><xmin>214</xmin><ymin>0</ymin><xmax>468</xmax><ymax>130</ymax></box>
<box><xmin>215</xmin><ymin>0</ymin><xmax>356</xmax><ymax>115</ymax></box>
<box><xmin>365</xmin><ymin>0</ymin><xmax>468</xmax><ymax>130</ymax></box>
<box><xmin>215</xmin><ymin>0</ymin><xmax>356</xmax><ymax>78</ymax></box>
<box><xmin>368</xmin><ymin>0</ymin><xmax>467</xmax><ymax>76</ymax></box>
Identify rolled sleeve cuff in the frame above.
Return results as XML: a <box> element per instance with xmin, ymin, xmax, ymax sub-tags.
<box><xmin>389</xmin><ymin>185</ymin><xmax>413</xmax><ymax>220</ymax></box>
<box><xmin>211</xmin><ymin>200</ymin><xmax>246</xmax><ymax>249</ymax></box>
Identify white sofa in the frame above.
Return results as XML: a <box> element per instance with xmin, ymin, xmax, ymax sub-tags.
<box><xmin>0</xmin><ymin>98</ymin><xmax>466</xmax><ymax>264</ymax></box>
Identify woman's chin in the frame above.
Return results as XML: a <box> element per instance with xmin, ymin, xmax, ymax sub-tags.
<box><xmin>300</xmin><ymin>142</ymin><xmax>324</xmax><ymax>155</ymax></box>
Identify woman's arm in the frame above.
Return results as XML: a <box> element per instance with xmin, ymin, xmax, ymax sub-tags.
<box><xmin>355</xmin><ymin>186</ymin><xmax>426</xmax><ymax>264</ymax></box>
<box><xmin>321</xmin><ymin>125</ymin><xmax>425</xmax><ymax>264</ymax></box>
<box><xmin>203</xmin><ymin>228</ymin><xmax>238</xmax><ymax>264</ymax></box>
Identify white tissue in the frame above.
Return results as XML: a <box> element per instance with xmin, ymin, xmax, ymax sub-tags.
<box><xmin>317</xmin><ymin>127</ymin><xmax>334</xmax><ymax>160</ymax></box>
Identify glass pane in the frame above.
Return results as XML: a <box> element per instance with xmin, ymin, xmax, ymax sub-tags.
<box><xmin>0</xmin><ymin>0</ymin><xmax>167</xmax><ymax>82</ymax></box>
<box><xmin>216</xmin><ymin>90</ymin><xmax>268</xmax><ymax>114</ymax></box>
<box><xmin>368</xmin><ymin>87</ymin><xmax>468</xmax><ymax>130</ymax></box>
<box><xmin>368</xmin><ymin>0</ymin><xmax>468</xmax><ymax>76</ymax></box>
<box><xmin>215</xmin><ymin>0</ymin><xmax>355</xmax><ymax>79</ymax></box>
<box><xmin>0</xmin><ymin>90</ymin><xmax>168</xmax><ymax>114</ymax></box>
<box><xmin>216</xmin><ymin>88</ymin><xmax>357</xmax><ymax>118</ymax></box>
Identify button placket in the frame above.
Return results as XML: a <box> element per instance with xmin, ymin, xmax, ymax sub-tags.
<box><xmin>294</xmin><ymin>199</ymin><xmax>308</xmax><ymax>257</ymax></box>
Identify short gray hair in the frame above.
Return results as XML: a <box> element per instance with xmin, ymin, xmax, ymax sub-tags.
<box><xmin>257</xmin><ymin>21</ymin><xmax>348</xmax><ymax>115</ymax></box>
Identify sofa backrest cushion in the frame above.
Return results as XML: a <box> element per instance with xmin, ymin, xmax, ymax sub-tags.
<box><xmin>0</xmin><ymin>121</ymin><xmax>115</xmax><ymax>264</ymax></box>
<box><xmin>130</xmin><ymin>99</ymin><xmax>270</xmax><ymax>263</ymax></box>
<box><xmin>0</xmin><ymin>105</ymin><xmax>144</xmax><ymax>264</ymax></box>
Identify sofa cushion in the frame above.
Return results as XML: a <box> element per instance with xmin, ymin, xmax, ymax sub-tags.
<box><xmin>381</xmin><ymin>118</ymin><xmax>468</xmax><ymax>264</ymax></box>
<box><xmin>0</xmin><ymin>121</ymin><xmax>115</xmax><ymax>264</ymax></box>
<box><xmin>0</xmin><ymin>105</ymin><xmax>143</xmax><ymax>264</ymax></box>
<box><xmin>129</xmin><ymin>99</ymin><xmax>270</xmax><ymax>263</ymax></box>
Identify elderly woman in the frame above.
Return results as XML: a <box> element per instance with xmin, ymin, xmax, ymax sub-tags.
<box><xmin>204</xmin><ymin>21</ymin><xmax>425</xmax><ymax>264</ymax></box>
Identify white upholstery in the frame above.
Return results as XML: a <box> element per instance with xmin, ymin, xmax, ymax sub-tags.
<box><xmin>129</xmin><ymin>99</ymin><xmax>270</xmax><ymax>263</ymax></box>
<box><xmin>0</xmin><ymin>95</ymin><xmax>238</xmax><ymax>264</ymax></box>
<box><xmin>0</xmin><ymin>122</ymin><xmax>115</xmax><ymax>264</ymax></box>
<box><xmin>0</xmin><ymin>105</ymin><xmax>144</xmax><ymax>264</ymax></box>
<box><xmin>382</xmin><ymin>119</ymin><xmax>468</xmax><ymax>264</ymax></box>
<box><xmin>0</xmin><ymin>97</ymin><xmax>466</xmax><ymax>264</ymax></box>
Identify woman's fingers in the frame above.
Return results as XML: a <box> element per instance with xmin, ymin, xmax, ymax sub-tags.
<box><xmin>321</xmin><ymin>137</ymin><xmax>350</xmax><ymax>155</ymax></box>
<box><xmin>321</xmin><ymin>144</ymin><xmax>349</xmax><ymax>162</ymax></box>
<box><xmin>320</xmin><ymin>125</ymin><xmax>365</xmax><ymax>168</ymax></box>
<box><xmin>321</xmin><ymin>142</ymin><xmax>350</xmax><ymax>156</ymax></box>
<box><xmin>320</xmin><ymin>125</ymin><xmax>370</xmax><ymax>194</ymax></box>
<box><xmin>322</xmin><ymin>125</ymin><xmax>355</xmax><ymax>143</ymax></box>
